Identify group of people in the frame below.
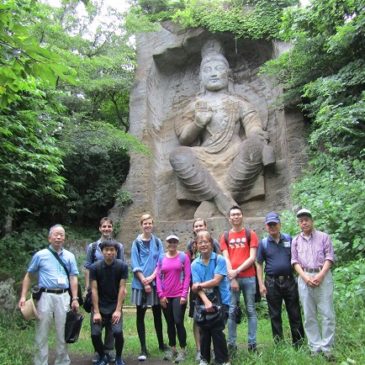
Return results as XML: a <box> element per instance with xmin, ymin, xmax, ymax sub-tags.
<box><xmin>18</xmin><ymin>207</ymin><xmax>336</xmax><ymax>365</ymax></box>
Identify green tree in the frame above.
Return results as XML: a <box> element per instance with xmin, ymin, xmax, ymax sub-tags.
<box><xmin>0</xmin><ymin>0</ymin><xmax>76</xmax><ymax>232</ymax></box>
<box><xmin>44</xmin><ymin>1</ymin><xmax>140</xmax><ymax>225</ymax></box>
<box><xmin>0</xmin><ymin>0</ymin><xmax>141</xmax><ymax>231</ymax></box>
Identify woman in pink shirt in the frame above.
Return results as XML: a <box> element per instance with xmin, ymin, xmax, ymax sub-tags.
<box><xmin>156</xmin><ymin>233</ymin><xmax>191</xmax><ymax>363</ymax></box>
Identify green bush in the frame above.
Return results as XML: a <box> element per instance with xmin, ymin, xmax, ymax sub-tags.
<box><xmin>334</xmin><ymin>259</ymin><xmax>365</xmax><ymax>305</ymax></box>
<box><xmin>292</xmin><ymin>157</ymin><xmax>365</xmax><ymax>261</ymax></box>
<box><xmin>0</xmin><ymin>228</ymin><xmax>48</xmax><ymax>282</ymax></box>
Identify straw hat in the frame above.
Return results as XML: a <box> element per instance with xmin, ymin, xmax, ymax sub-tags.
<box><xmin>20</xmin><ymin>298</ymin><xmax>39</xmax><ymax>320</ymax></box>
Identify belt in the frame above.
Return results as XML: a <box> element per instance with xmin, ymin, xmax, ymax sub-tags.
<box><xmin>43</xmin><ymin>288</ymin><xmax>68</xmax><ymax>294</ymax></box>
<box><xmin>303</xmin><ymin>267</ymin><xmax>322</xmax><ymax>273</ymax></box>
<box><xmin>266</xmin><ymin>275</ymin><xmax>293</xmax><ymax>281</ymax></box>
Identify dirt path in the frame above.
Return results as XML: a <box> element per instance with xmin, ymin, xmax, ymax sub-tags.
<box><xmin>50</xmin><ymin>352</ymin><xmax>168</xmax><ymax>365</ymax></box>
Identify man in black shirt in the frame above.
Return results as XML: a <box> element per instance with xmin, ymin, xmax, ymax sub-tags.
<box><xmin>256</xmin><ymin>212</ymin><xmax>304</xmax><ymax>347</ymax></box>
<box><xmin>90</xmin><ymin>240</ymin><xmax>128</xmax><ymax>365</ymax></box>
<box><xmin>85</xmin><ymin>217</ymin><xmax>125</xmax><ymax>364</ymax></box>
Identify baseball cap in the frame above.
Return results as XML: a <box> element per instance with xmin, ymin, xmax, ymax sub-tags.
<box><xmin>296</xmin><ymin>208</ymin><xmax>312</xmax><ymax>218</ymax></box>
<box><xmin>166</xmin><ymin>233</ymin><xmax>179</xmax><ymax>242</ymax></box>
<box><xmin>265</xmin><ymin>212</ymin><xmax>281</xmax><ymax>224</ymax></box>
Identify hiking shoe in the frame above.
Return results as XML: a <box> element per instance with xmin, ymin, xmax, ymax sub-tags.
<box><xmin>115</xmin><ymin>357</ymin><xmax>126</xmax><ymax>365</ymax></box>
<box><xmin>93</xmin><ymin>353</ymin><xmax>100</xmax><ymax>364</ymax></box>
<box><xmin>323</xmin><ymin>352</ymin><xmax>336</xmax><ymax>362</ymax></box>
<box><xmin>248</xmin><ymin>343</ymin><xmax>257</xmax><ymax>353</ymax></box>
<box><xmin>137</xmin><ymin>351</ymin><xmax>147</xmax><ymax>361</ymax></box>
<box><xmin>96</xmin><ymin>354</ymin><xmax>110</xmax><ymax>365</ymax></box>
<box><xmin>174</xmin><ymin>350</ymin><xmax>186</xmax><ymax>363</ymax></box>
<box><xmin>163</xmin><ymin>348</ymin><xmax>176</xmax><ymax>361</ymax></box>
<box><xmin>106</xmin><ymin>351</ymin><xmax>116</xmax><ymax>363</ymax></box>
<box><xmin>195</xmin><ymin>351</ymin><xmax>201</xmax><ymax>362</ymax></box>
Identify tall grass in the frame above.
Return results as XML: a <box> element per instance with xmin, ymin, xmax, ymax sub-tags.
<box><xmin>3</xmin><ymin>290</ymin><xmax>364</xmax><ymax>365</ymax></box>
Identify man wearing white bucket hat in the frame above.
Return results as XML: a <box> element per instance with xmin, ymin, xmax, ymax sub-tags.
<box><xmin>18</xmin><ymin>224</ymin><xmax>80</xmax><ymax>365</ymax></box>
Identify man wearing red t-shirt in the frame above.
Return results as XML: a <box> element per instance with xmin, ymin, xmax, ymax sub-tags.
<box><xmin>220</xmin><ymin>206</ymin><xmax>258</xmax><ymax>354</ymax></box>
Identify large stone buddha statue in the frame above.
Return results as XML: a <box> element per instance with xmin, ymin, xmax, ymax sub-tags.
<box><xmin>169</xmin><ymin>39</ymin><xmax>275</xmax><ymax>217</ymax></box>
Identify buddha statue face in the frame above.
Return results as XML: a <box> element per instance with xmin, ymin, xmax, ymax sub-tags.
<box><xmin>200</xmin><ymin>56</ymin><xmax>229</xmax><ymax>92</ymax></box>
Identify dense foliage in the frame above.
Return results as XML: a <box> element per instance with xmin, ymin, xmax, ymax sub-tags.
<box><xmin>0</xmin><ymin>0</ymin><xmax>142</xmax><ymax>232</ymax></box>
<box><xmin>128</xmin><ymin>0</ymin><xmax>299</xmax><ymax>39</ymax></box>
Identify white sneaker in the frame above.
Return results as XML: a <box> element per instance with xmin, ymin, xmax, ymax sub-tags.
<box><xmin>199</xmin><ymin>360</ymin><xmax>208</xmax><ymax>365</ymax></box>
<box><xmin>195</xmin><ymin>351</ymin><xmax>201</xmax><ymax>362</ymax></box>
<box><xmin>138</xmin><ymin>352</ymin><xmax>147</xmax><ymax>361</ymax></box>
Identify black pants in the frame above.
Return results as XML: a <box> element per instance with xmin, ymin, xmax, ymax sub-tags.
<box><xmin>91</xmin><ymin>312</ymin><xmax>124</xmax><ymax>357</ymax></box>
<box><xmin>265</xmin><ymin>276</ymin><xmax>305</xmax><ymax>345</ymax></box>
<box><xmin>136</xmin><ymin>304</ymin><xmax>164</xmax><ymax>351</ymax></box>
<box><xmin>162</xmin><ymin>297</ymin><xmax>187</xmax><ymax>348</ymax></box>
<box><xmin>199</xmin><ymin>304</ymin><xmax>229</xmax><ymax>364</ymax></box>
<box><xmin>103</xmin><ymin>321</ymin><xmax>114</xmax><ymax>351</ymax></box>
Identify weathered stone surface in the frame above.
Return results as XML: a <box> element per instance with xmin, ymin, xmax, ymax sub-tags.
<box><xmin>0</xmin><ymin>278</ymin><xmax>17</xmax><ymax>313</ymax></box>
<box><xmin>110</xmin><ymin>25</ymin><xmax>308</xmax><ymax>249</ymax></box>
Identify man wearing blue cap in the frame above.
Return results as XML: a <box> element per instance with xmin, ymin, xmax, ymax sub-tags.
<box><xmin>256</xmin><ymin>212</ymin><xmax>304</xmax><ymax>347</ymax></box>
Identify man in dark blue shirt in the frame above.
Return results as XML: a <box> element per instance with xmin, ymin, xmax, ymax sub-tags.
<box><xmin>256</xmin><ymin>212</ymin><xmax>304</xmax><ymax>347</ymax></box>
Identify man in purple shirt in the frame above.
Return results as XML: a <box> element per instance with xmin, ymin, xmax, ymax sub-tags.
<box><xmin>291</xmin><ymin>208</ymin><xmax>336</xmax><ymax>360</ymax></box>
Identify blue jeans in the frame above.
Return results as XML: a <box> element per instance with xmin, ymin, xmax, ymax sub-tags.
<box><xmin>228</xmin><ymin>276</ymin><xmax>257</xmax><ymax>346</ymax></box>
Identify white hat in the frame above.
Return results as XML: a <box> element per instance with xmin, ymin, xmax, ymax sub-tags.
<box><xmin>296</xmin><ymin>208</ymin><xmax>312</xmax><ymax>218</ymax></box>
<box><xmin>166</xmin><ymin>234</ymin><xmax>179</xmax><ymax>242</ymax></box>
<box><xmin>20</xmin><ymin>298</ymin><xmax>39</xmax><ymax>320</ymax></box>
